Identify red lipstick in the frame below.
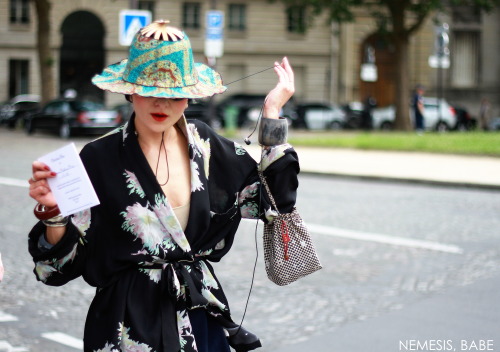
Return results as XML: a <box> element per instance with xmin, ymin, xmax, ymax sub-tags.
<box><xmin>151</xmin><ymin>113</ymin><xmax>168</xmax><ymax>122</ymax></box>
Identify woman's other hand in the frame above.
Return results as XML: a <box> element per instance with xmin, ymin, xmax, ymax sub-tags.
<box><xmin>28</xmin><ymin>161</ymin><xmax>58</xmax><ymax>208</ymax></box>
<box><xmin>263</xmin><ymin>57</ymin><xmax>295</xmax><ymax>119</ymax></box>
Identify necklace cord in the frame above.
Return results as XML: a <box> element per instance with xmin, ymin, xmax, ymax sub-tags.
<box><xmin>155</xmin><ymin>131</ymin><xmax>170</xmax><ymax>186</ymax></box>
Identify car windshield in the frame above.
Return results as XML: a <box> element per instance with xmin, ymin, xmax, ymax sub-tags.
<box><xmin>71</xmin><ymin>101</ymin><xmax>105</xmax><ymax>111</ymax></box>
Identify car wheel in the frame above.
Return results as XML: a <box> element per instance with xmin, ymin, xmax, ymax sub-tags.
<box><xmin>59</xmin><ymin>122</ymin><xmax>71</xmax><ymax>139</ymax></box>
<box><xmin>380</xmin><ymin>121</ymin><xmax>393</xmax><ymax>131</ymax></box>
<box><xmin>328</xmin><ymin>121</ymin><xmax>342</xmax><ymax>130</ymax></box>
<box><xmin>436</xmin><ymin>121</ymin><xmax>449</xmax><ymax>132</ymax></box>
<box><xmin>25</xmin><ymin>119</ymin><xmax>34</xmax><ymax>135</ymax></box>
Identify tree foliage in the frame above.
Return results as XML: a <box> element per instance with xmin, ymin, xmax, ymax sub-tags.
<box><xmin>276</xmin><ymin>0</ymin><xmax>499</xmax><ymax>130</ymax></box>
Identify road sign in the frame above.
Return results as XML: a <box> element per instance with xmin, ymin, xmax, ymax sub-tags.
<box><xmin>361</xmin><ymin>63</ymin><xmax>378</xmax><ymax>82</ymax></box>
<box><xmin>205</xmin><ymin>10</ymin><xmax>224</xmax><ymax>58</ymax></box>
<box><xmin>428</xmin><ymin>55</ymin><xmax>450</xmax><ymax>69</ymax></box>
<box><xmin>119</xmin><ymin>9</ymin><xmax>152</xmax><ymax>46</ymax></box>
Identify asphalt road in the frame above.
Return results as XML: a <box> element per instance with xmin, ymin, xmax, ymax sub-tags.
<box><xmin>0</xmin><ymin>129</ymin><xmax>499</xmax><ymax>352</ymax></box>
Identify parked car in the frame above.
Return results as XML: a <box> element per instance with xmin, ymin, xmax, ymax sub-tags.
<box><xmin>372</xmin><ymin>97</ymin><xmax>457</xmax><ymax>131</ymax></box>
<box><xmin>0</xmin><ymin>94</ymin><xmax>41</xmax><ymax>129</ymax></box>
<box><xmin>341</xmin><ymin>101</ymin><xmax>364</xmax><ymax>129</ymax></box>
<box><xmin>294</xmin><ymin>102</ymin><xmax>346</xmax><ymax>130</ymax></box>
<box><xmin>215</xmin><ymin>93</ymin><xmax>298</xmax><ymax>128</ymax></box>
<box><xmin>25</xmin><ymin>99</ymin><xmax>123</xmax><ymax>138</ymax></box>
<box><xmin>488</xmin><ymin>117</ymin><xmax>500</xmax><ymax>131</ymax></box>
<box><xmin>450</xmin><ymin>104</ymin><xmax>477</xmax><ymax>131</ymax></box>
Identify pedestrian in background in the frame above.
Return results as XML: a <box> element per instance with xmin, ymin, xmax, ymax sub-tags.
<box><xmin>479</xmin><ymin>98</ymin><xmax>491</xmax><ymax>131</ymax></box>
<box><xmin>361</xmin><ymin>95</ymin><xmax>376</xmax><ymax>131</ymax></box>
<box><xmin>26</xmin><ymin>20</ymin><xmax>298</xmax><ymax>352</ymax></box>
<box><xmin>412</xmin><ymin>84</ymin><xmax>425</xmax><ymax>133</ymax></box>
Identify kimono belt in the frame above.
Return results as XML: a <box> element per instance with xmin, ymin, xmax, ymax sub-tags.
<box><xmin>146</xmin><ymin>259</ymin><xmax>239</xmax><ymax>352</ymax></box>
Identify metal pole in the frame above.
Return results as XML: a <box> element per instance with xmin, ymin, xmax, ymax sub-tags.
<box><xmin>129</xmin><ymin>0</ymin><xmax>138</xmax><ymax>9</ymax></box>
<box><xmin>438</xmin><ymin>58</ymin><xmax>442</xmax><ymax>121</ymax></box>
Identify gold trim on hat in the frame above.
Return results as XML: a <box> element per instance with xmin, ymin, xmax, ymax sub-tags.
<box><xmin>140</xmin><ymin>20</ymin><xmax>185</xmax><ymax>42</ymax></box>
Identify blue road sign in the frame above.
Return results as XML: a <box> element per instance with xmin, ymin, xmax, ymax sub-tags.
<box><xmin>119</xmin><ymin>9</ymin><xmax>152</xmax><ymax>46</ymax></box>
<box><xmin>205</xmin><ymin>11</ymin><xmax>224</xmax><ymax>40</ymax></box>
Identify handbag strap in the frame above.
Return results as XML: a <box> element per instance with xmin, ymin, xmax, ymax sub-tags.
<box><xmin>257</xmin><ymin>170</ymin><xmax>280</xmax><ymax>215</ymax></box>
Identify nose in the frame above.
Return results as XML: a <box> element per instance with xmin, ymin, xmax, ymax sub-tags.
<box><xmin>153</xmin><ymin>98</ymin><xmax>171</xmax><ymax>107</ymax></box>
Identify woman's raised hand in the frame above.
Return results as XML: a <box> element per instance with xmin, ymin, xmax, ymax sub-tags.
<box><xmin>28</xmin><ymin>161</ymin><xmax>58</xmax><ymax>208</ymax></box>
<box><xmin>263</xmin><ymin>57</ymin><xmax>295</xmax><ymax>119</ymax></box>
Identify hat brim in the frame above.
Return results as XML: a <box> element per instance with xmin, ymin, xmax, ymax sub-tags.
<box><xmin>92</xmin><ymin>60</ymin><xmax>227</xmax><ymax>99</ymax></box>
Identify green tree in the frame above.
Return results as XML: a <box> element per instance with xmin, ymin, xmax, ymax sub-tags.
<box><xmin>277</xmin><ymin>0</ymin><xmax>499</xmax><ymax>131</ymax></box>
<box><xmin>32</xmin><ymin>0</ymin><xmax>55</xmax><ymax>104</ymax></box>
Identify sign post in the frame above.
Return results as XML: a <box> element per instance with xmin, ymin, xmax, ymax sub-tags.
<box><xmin>360</xmin><ymin>45</ymin><xmax>377</xmax><ymax>82</ymax></box>
<box><xmin>428</xmin><ymin>23</ymin><xmax>450</xmax><ymax>121</ymax></box>
<box><xmin>119</xmin><ymin>9</ymin><xmax>152</xmax><ymax>46</ymax></box>
<box><xmin>204</xmin><ymin>10</ymin><xmax>224</xmax><ymax>59</ymax></box>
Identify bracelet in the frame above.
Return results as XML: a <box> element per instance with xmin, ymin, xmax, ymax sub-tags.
<box><xmin>258</xmin><ymin>117</ymin><xmax>288</xmax><ymax>146</ymax></box>
<box><xmin>34</xmin><ymin>203</ymin><xmax>61</xmax><ymax>220</ymax></box>
<box><xmin>42</xmin><ymin>214</ymin><xmax>69</xmax><ymax>227</ymax></box>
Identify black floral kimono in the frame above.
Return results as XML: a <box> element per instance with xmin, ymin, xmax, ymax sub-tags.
<box><xmin>28</xmin><ymin>116</ymin><xmax>299</xmax><ymax>352</ymax></box>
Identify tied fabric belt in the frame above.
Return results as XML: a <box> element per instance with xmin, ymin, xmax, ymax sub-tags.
<box><xmin>146</xmin><ymin>259</ymin><xmax>238</xmax><ymax>352</ymax></box>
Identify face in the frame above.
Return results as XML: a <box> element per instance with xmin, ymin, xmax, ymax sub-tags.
<box><xmin>131</xmin><ymin>95</ymin><xmax>188</xmax><ymax>134</ymax></box>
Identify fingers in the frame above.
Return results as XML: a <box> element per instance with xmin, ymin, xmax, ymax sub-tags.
<box><xmin>273</xmin><ymin>57</ymin><xmax>295</xmax><ymax>94</ymax></box>
<box><xmin>264</xmin><ymin>57</ymin><xmax>295</xmax><ymax>119</ymax></box>
<box><xmin>281</xmin><ymin>57</ymin><xmax>294</xmax><ymax>82</ymax></box>
<box><xmin>29</xmin><ymin>161</ymin><xmax>58</xmax><ymax>207</ymax></box>
<box><xmin>30</xmin><ymin>161</ymin><xmax>56</xmax><ymax>183</ymax></box>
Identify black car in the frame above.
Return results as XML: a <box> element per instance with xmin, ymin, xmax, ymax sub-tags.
<box><xmin>215</xmin><ymin>93</ymin><xmax>298</xmax><ymax>128</ymax></box>
<box><xmin>0</xmin><ymin>94</ymin><xmax>41</xmax><ymax>129</ymax></box>
<box><xmin>450</xmin><ymin>104</ymin><xmax>477</xmax><ymax>131</ymax></box>
<box><xmin>341</xmin><ymin>101</ymin><xmax>364</xmax><ymax>129</ymax></box>
<box><xmin>25</xmin><ymin>99</ymin><xmax>123</xmax><ymax>138</ymax></box>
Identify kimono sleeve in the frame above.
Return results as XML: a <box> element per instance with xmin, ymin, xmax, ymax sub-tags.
<box><xmin>27</xmin><ymin>214</ymin><xmax>88</xmax><ymax>286</ymax></box>
<box><xmin>27</xmin><ymin>142</ymin><xmax>103</xmax><ymax>286</ymax></box>
<box><xmin>239</xmin><ymin>143</ymin><xmax>299</xmax><ymax>221</ymax></box>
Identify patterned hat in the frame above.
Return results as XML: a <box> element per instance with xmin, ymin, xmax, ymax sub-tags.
<box><xmin>92</xmin><ymin>20</ymin><xmax>227</xmax><ymax>99</ymax></box>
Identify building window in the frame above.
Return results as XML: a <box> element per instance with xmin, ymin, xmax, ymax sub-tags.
<box><xmin>182</xmin><ymin>3</ymin><xmax>201</xmax><ymax>29</ymax></box>
<box><xmin>287</xmin><ymin>6</ymin><xmax>306</xmax><ymax>34</ymax></box>
<box><xmin>451</xmin><ymin>31</ymin><xmax>479</xmax><ymax>88</ymax></box>
<box><xmin>138</xmin><ymin>0</ymin><xmax>155</xmax><ymax>19</ymax></box>
<box><xmin>9</xmin><ymin>59</ymin><xmax>29</xmax><ymax>97</ymax></box>
<box><xmin>10</xmin><ymin>0</ymin><xmax>30</xmax><ymax>24</ymax></box>
<box><xmin>228</xmin><ymin>4</ymin><xmax>246</xmax><ymax>31</ymax></box>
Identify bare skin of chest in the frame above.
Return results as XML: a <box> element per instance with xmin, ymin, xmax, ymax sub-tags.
<box><xmin>141</xmin><ymin>129</ymin><xmax>191</xmax><ymax>208</ymax></box>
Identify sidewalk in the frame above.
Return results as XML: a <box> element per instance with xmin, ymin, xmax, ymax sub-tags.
<box><xmin>245</xmin><ymin>145</ymin><xmax>500</xmax><ymax>190</ymax></box>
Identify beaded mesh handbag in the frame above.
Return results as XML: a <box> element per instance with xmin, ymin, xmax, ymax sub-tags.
<box><xmin>258</xmin><ymin>171</ymin><xmax>322</xmax><ymax>286</ymax></box>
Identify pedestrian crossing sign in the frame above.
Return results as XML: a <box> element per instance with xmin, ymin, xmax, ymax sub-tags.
<box><xmin>119</xmin><ymin>9</ymin><xmax>152</xmax><ymax>46</ymax></box>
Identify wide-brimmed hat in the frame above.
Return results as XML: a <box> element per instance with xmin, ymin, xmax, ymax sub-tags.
<box><xmin>92</xmin><ymin>20</ymin><xmax>226</xmax><ymax>99</ymax></box>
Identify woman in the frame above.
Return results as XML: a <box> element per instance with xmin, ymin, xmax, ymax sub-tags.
<box><xmin>27</xmin><ymin>20</ymin><xmax>299</xmax><ymax>352</ymax></box>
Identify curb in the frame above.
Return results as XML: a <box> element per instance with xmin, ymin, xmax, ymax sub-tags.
<box><xmin>299</xmin><ymin>170</ymin><xmax>500</xmax><ymax>191</ymax></box>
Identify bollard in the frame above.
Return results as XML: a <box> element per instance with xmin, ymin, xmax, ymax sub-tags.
<box><xmin>224</xmin><ymin>105</ymin><xmax>238</xmax><ymax>136</ymax></box>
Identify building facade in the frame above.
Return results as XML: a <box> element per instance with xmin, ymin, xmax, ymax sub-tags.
<box><xmin>1</xmin><ymin>0</ymin><xmax>499</xmax><ymax>117</ymax></box>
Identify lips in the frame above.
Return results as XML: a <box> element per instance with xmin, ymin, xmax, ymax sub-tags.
<box><xmin>151</xmin><ymin>113</ymin><xmax>168</xmax><ymax>122</ymax></box>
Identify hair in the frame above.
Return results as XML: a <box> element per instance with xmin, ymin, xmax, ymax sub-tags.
<box><xmin>125</xmin><ymin>95</ymin><xmax>132</xmax><ymax>103</ymax></box>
